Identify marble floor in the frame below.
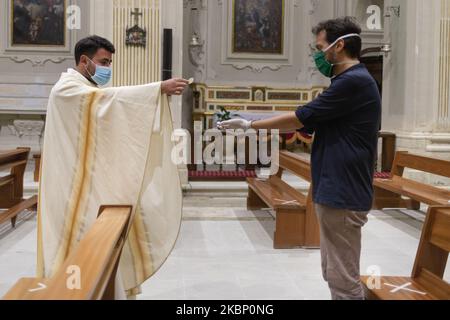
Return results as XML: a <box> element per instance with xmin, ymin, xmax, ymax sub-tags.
<box><xmin>1</xmin><ymin>191</ymin><xmax>449</xmax><ymax>300</ymax></box>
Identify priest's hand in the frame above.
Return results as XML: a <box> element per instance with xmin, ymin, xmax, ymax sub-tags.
<box><xmin>217</xmin><ymin>119</ymin><xmax>253</xmax><ymax>131</ymax></box>
<box><xmin>161</xmin><ymin>78</ymin><xmax>189</xmax><ymax>96</ymax></box>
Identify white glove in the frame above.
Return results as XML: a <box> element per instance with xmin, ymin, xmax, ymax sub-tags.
<box><xmin>217</xmin><ymin>119</ymin><xmax>253</xmax><ymax>130</ymax></box>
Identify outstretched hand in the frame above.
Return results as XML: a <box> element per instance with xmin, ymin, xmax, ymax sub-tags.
<box><xmin>161</xmin><ymin>78</ymin><xmax>189</xmax><ymax>96</ymax></box>
<box><xmin>217</xmin><ymin>119</ymin><xmax>253</xmax><ymax>131</ymax></box>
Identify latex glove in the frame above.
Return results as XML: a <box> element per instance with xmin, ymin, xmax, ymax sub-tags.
<box><xmin>217</xmin><ymin>119</ymin><xmax>253</xmax><ymax>130</ymax></box>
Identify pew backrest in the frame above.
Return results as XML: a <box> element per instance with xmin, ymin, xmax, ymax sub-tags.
<box><xmin>411</xmin><ymin>206</ymin><xmax>450</xmax><ymax>299</ymax></box>
<box><xmin>390</xmin><ymin>152</ymin><xmax>450</xmax><ymax>179</ymax></box>
<box><xmin>0</xmin><ymin>148</ymin><xmax>30</xmax><ymax>208</ymax></box>
<box><xmin>3</xmin><ymin>205</ymin><xmax>132</xmax><ymax>300</ymax></box>
<box><xmin>277</xmin><ymin>150</ymin><xmax>311</xmax><ymax>182</ymax></box>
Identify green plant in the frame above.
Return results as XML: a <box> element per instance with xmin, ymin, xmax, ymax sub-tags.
<box><xmin>217</xmin><ymin>106</ymin><xmax>231</xmax><ymax>121</ymax></box>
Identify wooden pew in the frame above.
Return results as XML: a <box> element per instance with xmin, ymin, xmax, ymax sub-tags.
<box><xmin>0</xmin><ymin>148</ymin><xmax>37</xmax><ymax>228</ymax></box>
<box><xmin>378</xmin><ymin>131</ymin><xmax>396</xmax><ymax>173</ymax></box>
<box><xmin>33</xmin><ymin>154</ymin><xmax>41</xmax><ymax>183</ymax></box>
<box><xmin>362</xmin><ymin>206</ymin><xmax>450</xmax><ymax>300</ymax></box>
<box><xmin>373</xmin><ymin>152</ymin><xmax>450</xmax><ymax>210</ymax></box>
<box><xmin>2</xmin><ymin>205</ymin><xmax>132</xmax><ymax>300</ymax></box>
<box><xmin>247</xmin><ymin>150</ymin><xmax>320</xmax><ymax>249</ymax></box>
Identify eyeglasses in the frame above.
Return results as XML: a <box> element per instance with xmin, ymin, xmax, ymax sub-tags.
<box><xmin>87</xmin><ymin>56</ymin><xmax>113</xmax><ymax>67</ymax></box>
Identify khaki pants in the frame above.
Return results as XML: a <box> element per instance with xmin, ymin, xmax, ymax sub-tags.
<box><xmin>315</xmin><ymin>203</ymin><xmax>369</xmax><ymax>300</ymax></box>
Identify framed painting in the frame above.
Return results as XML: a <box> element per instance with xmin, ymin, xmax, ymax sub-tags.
<box><xmin>232</xmin><ymin>0</ymin><xmax>284</xmax><ymax>54</ymax></box>
<box><xmin>10</xmin><ymin>0</ymin><xmax>67</xmax><ymax>48</ymax></box>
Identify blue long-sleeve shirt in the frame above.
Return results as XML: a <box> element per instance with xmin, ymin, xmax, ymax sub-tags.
<box><xmin>296</xmin><ymin>64</ymin><xmax>382</xmax><ymax>212</ymax></box>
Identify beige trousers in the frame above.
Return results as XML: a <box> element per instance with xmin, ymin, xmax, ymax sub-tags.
<box><xmin>315</xmin><ymin>203</ymin><xmax>369</xmax><ymax>300</ymax></box>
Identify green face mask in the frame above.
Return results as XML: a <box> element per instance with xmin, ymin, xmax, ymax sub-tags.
<box><xmin>314</xmin><ymin>51</ymin><xmax>333</xmax><ymax>78</ymax></box>
<box><xmin>313</xmin><ymin>33</ymin><xmax>361</xmax><ymax>78</ymax></box>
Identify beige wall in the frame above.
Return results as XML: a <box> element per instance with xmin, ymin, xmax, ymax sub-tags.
<box><xmin>0</xmin><ymin>0</ymin><xmax>185</xmax><ymax>152</ymax></box>
<box><xmin>0</xmin><ymin>0</ymin><xmax>91</xmax><ymax>153</ymax></box>
<box><xmin>1</xmin><ymin>0</ymin><xmax>449</xmax><ymax>185</ymax></box>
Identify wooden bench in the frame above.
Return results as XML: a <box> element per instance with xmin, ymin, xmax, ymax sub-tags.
<box><xmin>0</xmin><ymin>148</ymin><xmax>37</xmax><ymax>228</ymax></box>
<box><xmin>2</xmin><ymin>205</ymin><xmax>132</xmax><ymax>300</ymax></box>
<box><xmin>33</xmin><ymin>154</ymin><xmax>41</xmax><ymax>183</ymax></box>
<box><xmin>247</xmin><ymin>150</ymin><xmax>320</xmax><ymax>249</ymax></box>
<box><xmin>378</xmin><ymin>132</ymin><xmax>396</xmax><ymax>173</ymax></box>
<box><xmin>362</xmin><ymin>206</ymin><xmax>450</xmax><ymax>300</ymax></box>
<box><xmin>373</xmin><ymin>152</ymin><xmax>450</xmax><ymax>210</ymax></box>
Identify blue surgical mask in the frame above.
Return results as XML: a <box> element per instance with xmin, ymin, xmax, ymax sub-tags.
<box><xmin>85</xmin><ymin>58</ymin><xmax>112</xmax><ymax>86</ymax></box>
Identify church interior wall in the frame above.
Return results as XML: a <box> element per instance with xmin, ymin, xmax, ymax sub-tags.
<box><xmin>0</xmin><ymin>0</ymin><xmax>91</xmax><ymax>154</ymax></box>
<box><xmin>0</xmin><ymin>0</ymin><xmax>449</xmax><ymax>186</ymax></box>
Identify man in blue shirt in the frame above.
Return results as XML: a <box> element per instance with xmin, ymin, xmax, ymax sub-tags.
<box><xmin>218</xmin><ymin>17</ymin><xmax>381</xmax><ymax>300</ymax></box>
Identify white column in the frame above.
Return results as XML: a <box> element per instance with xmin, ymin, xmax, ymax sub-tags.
<box><xmin>89</xmin><ymin>0</ymin><xmax>114</xmax><ymax>39</ymax></box>
<box><xmin>382</xmin><ymin>0</ymin><xmax>450</xmax><ymax>159</ymax></box>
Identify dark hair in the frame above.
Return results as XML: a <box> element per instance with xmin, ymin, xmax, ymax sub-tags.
<box><xmin>74</xmin><ymin>35</ymin><xmax>116</xmax><ymax>65</ymax></box>
<box><xmin>312</xmin><ymin>17</ymin><xmax>362</xmax><ymax>59</ymax></box>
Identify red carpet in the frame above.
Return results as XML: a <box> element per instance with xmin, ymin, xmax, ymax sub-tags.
<box><xmin>374</xmin><ymin>172</ymin><xmax>391</xmax><ymax>179</ymax></box>
<box><xmin>189</xmin><ymin>170</ymin><xmax>390</xmax><ymax>181</ymax></box>
<box><xmin>188</xmin><ymin>170</ymin><xmax>257</xmax><ymax>181</ymax></box>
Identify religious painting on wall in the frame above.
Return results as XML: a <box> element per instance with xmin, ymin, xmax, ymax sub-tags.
<box><xmin>232</xmin><ymin>0</ymin><xmax>284</xmax><ymax>54</ymax></box>
<box><xmin>10</xmin><ymin>0</ymin><xmax>66</xmax><ymax>47</ymax></box>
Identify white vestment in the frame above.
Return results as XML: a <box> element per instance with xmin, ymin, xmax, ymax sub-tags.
<box><xmin>37</xmin><ymin>68</ymin><xmax>182</xmax><ymax>295</ymax></box>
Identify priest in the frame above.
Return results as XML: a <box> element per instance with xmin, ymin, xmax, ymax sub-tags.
<box><xmin>37</xmin><ymin>35</ymin><xmax>188</xmax><ymax>299</ymax></box>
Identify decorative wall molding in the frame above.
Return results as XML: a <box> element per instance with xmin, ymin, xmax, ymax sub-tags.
<box><xmin>186</xmin><ymin>0</ymin><xmax>343</xmax><ymax>86</ymax></box>
<box><xmin>220</xmin><ymin>0</ymin><xmax>295</xmax><ymax>72</ymax></box>
<box><xmin>183</xmin><ymin>0</ymin><xmax>325</xmax><ymax>85</ymax></box>
<box><xmin>6</xmin><ymin>56</ymin><xmax>70</xmax><ymax>67</ymax></box>
<box><xmin>0</xmin><ymin>120</ymin><xmax>45</xmax><ymax>155</ymax></box>
<box><xmin>192</xmin><ymin>83</ymin><xmax>325</xmax><ymax>130</ymax></box>
<box><xmin>231</xmin><ymin>63</ymin><xmax>282</xmax><ymax>73</ymax></box>
<box><xmin>1</xmin><ymin>0</ymin><xmax>75</xmax><ymax>54</ymax></box>
<box><xmin>189</xmin><ymin>45</ymin><xmax>205</xmax><ymax>68</ymax></box>
<box><xmin>426</xmin><ymin>134</ymin><xmax>450</xmax><ymax>153</ymax></box>
<box><xmin>185</xmin><ymin>0</ymin><xmax>207</xmax><ymax>80</ymax></box>
<box><xmin>392</xmin><ymin>132</ymin><xmax>450</xmax><ymax>155</ymax></box>
<box><xmin>11</xmin><ymin>120</ymin><xmax>45</xmax><ymax>139</ymax></box>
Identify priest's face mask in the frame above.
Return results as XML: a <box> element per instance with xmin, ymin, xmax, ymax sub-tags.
<box><xmin>81</xmin><ymin>48</ymin><xmax>113</xmax><ymax>86</ymax></box>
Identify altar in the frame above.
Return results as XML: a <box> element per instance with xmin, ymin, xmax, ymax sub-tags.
<box><xmin>188</xmin><ymin>83</ymin><xmax>324</xmax><ymax>181</ymax></box>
